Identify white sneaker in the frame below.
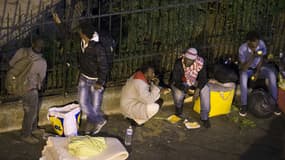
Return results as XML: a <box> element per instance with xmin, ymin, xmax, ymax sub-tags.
<box><xmin>92</xmin><ymin>120</ymin><xmax>107</xmax><ymax>135</ymax></box>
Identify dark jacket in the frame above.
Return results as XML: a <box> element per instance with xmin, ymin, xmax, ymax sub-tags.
<box><xmin>79</xmin><ymin>41</ymin><xmax>109</xmax><ymax>85</ymax></box>
<box><xmin>169</xmin><ymin>58</ymin><xmax>208</xmax><ymax>92</ymax></box>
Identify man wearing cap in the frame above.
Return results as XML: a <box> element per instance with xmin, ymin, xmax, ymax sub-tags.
<box><xmin>169</xmin><ymin>48</ymin><xmax>211</xmax><ymax>128</ymax></box>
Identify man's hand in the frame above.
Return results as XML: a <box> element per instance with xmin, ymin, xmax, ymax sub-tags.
<box><xmin>93</xmin><ymin>83</ymin><xmax>103</xmax><ymax>90</ymax></box>
<box><xmin>251</xmin><ymin>72</ymin><xmax>259</xmax><ymax>81</ymax></box>
<box><xmin>151</xmin><ymin>77</ymin><xmax>160</xmax><ymax>86</ymax></box>
<box><xmin>52</xmin><ymin>12</ymin><xmax>61</xmax><ymax>24</ymax></box>
<box><xmin>187</xmin><ymin>89</ymin><xmax>195</xmax><ymax>95</ymax></box>
<box><xmin>160</xmin><ymin>88</ymin><xmax>171</xmax><ymax>95</ymax></box>
<box><xmin>193</xmin><ymin>88</ymin><xmax>200</xmax><ymax>101</ymax></box>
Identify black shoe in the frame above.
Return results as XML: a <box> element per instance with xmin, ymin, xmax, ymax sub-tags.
<box><xmin>201</xmin><ymin>119</ymin><xmax>211</xmax><ymax>128</ymax></box>
<box><xmin>126</xmin><ymin>118</ymin><xmax>143</xmax><ymax>127</ymax></box>
<box><xmin>21</xmin><ymin>135</ymin><xmax>39</xmax><ymax>144</ymax></box>
<box><xmin>175</xmin><ymin>107</ymin><xmax>183</xmax><ymax>117</ymax></box>
<box><xmin>239</xmin><ymin>105</ymin><xmax>248</xmax><ymax>117</ymax></box>
<box><xmin>155</xmin><ymin>98</ymin><xmax>164</xmax><ymax>109</ymax></box>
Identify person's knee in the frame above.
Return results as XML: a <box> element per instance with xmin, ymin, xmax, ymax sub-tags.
<box><xmin>267</xmin><ymin>72</ymin><xmax>277</xmax><ymax>83</ymax></box>
<box><xmin>200</xmin><ymin>85</ymin><xmax>210</xmax><ymax>94</ymax></box>
<box><xmin>147</xmin><ymin>103</ymin><xmax>159</xmax><ymax>116</ymax></box>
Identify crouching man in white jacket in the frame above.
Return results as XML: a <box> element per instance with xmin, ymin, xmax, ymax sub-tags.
<box><xmin>120</xmin><ymin>65</ymin><xmax>165</xmax><ymax>125</ymax></box>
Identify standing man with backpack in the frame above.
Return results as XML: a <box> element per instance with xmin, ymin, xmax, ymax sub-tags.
<box><xmin>8</xmin><ymin>38</ymin><xmax>47</xmax><ymax>144</ymax></box>
<box><xmin>78</xmin><ymin>30</ymin><xmax>113</xmax><ymax>135</ymax></box>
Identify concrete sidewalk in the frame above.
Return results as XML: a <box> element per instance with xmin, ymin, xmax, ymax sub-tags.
<box><xmin>0</xmin><ymin>102</ymin><xmax>284</xmax><ymax>160</ymax></box>
<box><xmin>0</xmin><ymin>85</ymin><xmax>181</xmax><ymax>132</ymax></box>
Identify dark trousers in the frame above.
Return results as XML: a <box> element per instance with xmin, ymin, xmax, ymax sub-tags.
<box><xmin>22</xmin><ymin>89</ymin><xmax>40</xmax><ymax>136</ymax></box>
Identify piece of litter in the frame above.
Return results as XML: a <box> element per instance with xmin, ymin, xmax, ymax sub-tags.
<box><xmin>166</xmin><ymin>115</ymin><xmax>182</xmax><ymax>124</ymax></box>
<box><xmin>184</xmin><ymin>119</ymin><xmax>200</xmax><ymax>129</ymax></box>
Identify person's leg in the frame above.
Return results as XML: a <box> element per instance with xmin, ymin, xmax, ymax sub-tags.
<box><xmin>91</xmin><ymin>85</ymin><xmax>107</xmax><ymax>134</ymax></box>
<box><xmin>133</xmin><ymin>103</ymin><xmax>160</xmax><ymax>125</ymax></box>
<box><xmin>200</xmin><ymin>85</ymin><xmax>210</xmax><ymax>120</ymax></box>
<box><xmin>239</xmin><ymin>70</ymin><xmax>253</xmax><ymax>116</ymax></box>
<box><xmin>259</xmin><ymin>66</ymin><xmax>280</xmax><ymax>115</ymax></box>
<box><xmin>171</xmin><ymin>85</ymin><xmax>186</xmax><ymax>116</ymax></box>
<box><xmin>78</xmin><ymin>76</ymin><xmax>96</xmax><ymax>133</ymax></box>
<box><xmin>91</xmin><ymin>86</ymin><xmax>105</xmax><ymax>123</ymax></box>
<box><xmin>32</xmin><ymin>90</ymin><xmax>41</xmax><ymax>130</ymax></box>
<box><xmin>199</xmin><ymin>84</ymin><xmax>211</xmax><ymax>128</ymax></box>
<box><xmin>22</xmin><ymin>90</ymin><xmax>39</xmax><ymax>136</ymax></box>
<box><xmin>21</xmin><ymin>90</ymin><xmax>39</xmax><ymax>143</ymax></box>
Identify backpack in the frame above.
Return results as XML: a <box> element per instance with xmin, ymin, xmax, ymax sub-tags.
<box><xmin>213</xmin><ymin>64</ymin><xmax>238</xmax><ymax>83</ymax></box>
<box><xmin>248</xmin><ymin>89</ymin><xmax>276</xmax><ymax>118</ymax></box>
<box><xmin>99</xmin><ymin>31</ymin><xmax>117</xmax><ymax>69</ymax></box>
<box><xmin>5</xmin><ymin>48</ymin><xmax>37</xmax><ymax>96</ymax></box>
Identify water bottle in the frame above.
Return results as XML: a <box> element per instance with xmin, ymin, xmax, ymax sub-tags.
<box><xmin>124</xmin><ymin>126</ymin><xmax>133</xmax><ymax>146</ymax></box>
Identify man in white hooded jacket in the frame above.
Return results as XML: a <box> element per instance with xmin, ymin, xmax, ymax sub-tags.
<box><xmin>120</xmin><ymin>65</ymin><xmax>163</xmax><ymax>125</ymax></box>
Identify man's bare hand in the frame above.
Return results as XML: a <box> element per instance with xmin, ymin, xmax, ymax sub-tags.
<box><xmin>93</xmin><ymin>83</ymin><xmax>103</xmax><ymax>90</ymax></box>
<box><xmin>187</xmin><ymin>89</ymin><xmax>195</xmax><ymax>95</ymax></box>
<box><xmin>151</xmin><ymin>77</ymin><xmax>160</xmax><ymax>86</ymax></box>
<box><xmin>160</xmin><ymin>88</ymin><xmax>171</xmax><ymax>95</ymax></box>
<box><xmin>52</xmin><ymin>12</ymin><xmax>61</xmax><ymax>24</ymax></box>
<box><xmin>193</xmin><ymin>88</ymin><xmax>200</xmax><ymax>101</ymax></box>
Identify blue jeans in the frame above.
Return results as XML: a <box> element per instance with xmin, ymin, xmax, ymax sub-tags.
<box><xmin>240</xmin><ymin>66</ymin><xmax>277</xmax><ymax>106</ymax></box>
<box><xmin>171</xmin><ymin>84</ymin><xmax>210</xmax><ymax>120</ymax></box>
<box><xmin>78</xmin><ymin>75</ymin><xmax>105</xmax><ymax>124</ymax></box>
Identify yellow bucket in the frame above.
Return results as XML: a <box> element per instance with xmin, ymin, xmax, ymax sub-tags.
<box><xmin>193</xmin><ymin>88</ymin><xmax>235</xmax><ymax>117</ymax></box>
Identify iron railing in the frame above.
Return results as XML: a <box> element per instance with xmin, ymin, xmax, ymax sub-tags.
<box><xmin>0</xmin><ymin>0</ymin><xmax>285</xmax><ymax>102</ymax></box>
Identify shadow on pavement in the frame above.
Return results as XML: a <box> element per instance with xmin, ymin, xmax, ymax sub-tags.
<box><xmin>241</xmin><ymin>116</ymin><xmax>285</xmax><ymax>160</ymax></box>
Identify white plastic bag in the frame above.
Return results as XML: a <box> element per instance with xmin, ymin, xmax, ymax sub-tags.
<box><xmin>48</xmin><ymin>103</ymin><xmax>81</xmax><ymax>137</ymax></box>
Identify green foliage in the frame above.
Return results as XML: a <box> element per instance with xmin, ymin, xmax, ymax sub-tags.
<box><xmin>228</xmin><ymin>105</ymin><xmax>256</xmax><ymax>130</ymax></box>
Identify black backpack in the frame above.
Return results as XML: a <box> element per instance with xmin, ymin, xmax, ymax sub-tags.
<box><xmin>99</xmin><ymin>31</ymin><xmax>117</xmax><ymax>68</ymax></box>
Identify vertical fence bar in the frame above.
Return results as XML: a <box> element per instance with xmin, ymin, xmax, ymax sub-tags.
<box><xmin>1</xmin><ymin>0</ymin><xmax>285</xmax><ymax>101</ymax></box>
<box><xmin>0</xmin><ymin>0</ymin><xmax>8</xmax><ymax>30</ymax></box>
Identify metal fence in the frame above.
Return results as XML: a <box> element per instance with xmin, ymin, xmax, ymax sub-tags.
<box><xmin>0</xmin><ymin>0</ymin><xmax>285</xmax><ymax>102</ymax></box>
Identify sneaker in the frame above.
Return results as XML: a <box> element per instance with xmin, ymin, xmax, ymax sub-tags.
<box><xmin>21</xmin><ymin>135</ymin><xmax>39</xmax><ymax>144</ymax></box>
<box><xmin>32</xmin><ymin>128</ymin><xmax>45</xmax><ymax>135</ymax></box>
<box><xmin>201</xmin><ymin>119</ymin><xmax>211</xmax><ymax>128</ymax></box>
<box><xmin>274</xmin><ymin>108</ymin><xmax>282</xmax><ymax>116</ymax></box>
<box><xmin>84</xmin><ymin>122</ymin><xmax>95</xmax><ymax>135</ymax></box>
<box><xmin>175</xmin><ymin>107</ymin><xmax>183</xmax><ymax>117</ymax></box>
<box><xmin>155</xmin><ymin>98</ymin><xmax>164</xmax><ymax>109</ymax></box>
<box><xmin>92</xmin><ymin>120</ymin><xmax>107</xmax><ymax>135</ymax></box>
<box><xmin>239</xmin><ymin>105</ymin><xmax>248</xmax><ymax>117</ymax></box>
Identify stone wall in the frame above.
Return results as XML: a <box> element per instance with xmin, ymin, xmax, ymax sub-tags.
<box><xmin>0</xmin><ymin>85</ymin><xmax>175</xmax><ymax>133</ymax></box>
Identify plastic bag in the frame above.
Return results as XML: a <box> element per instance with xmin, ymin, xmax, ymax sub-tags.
<box><xmin>248</xmin><ymin>89</ymin><xmax>276</xmax><ymax>118</ymax></box>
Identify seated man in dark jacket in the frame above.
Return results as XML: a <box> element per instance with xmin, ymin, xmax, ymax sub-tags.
<box><xmin>169</xmin><ymin>48</ymin><xmax>210</xmax><ymax>128</ymax></box>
